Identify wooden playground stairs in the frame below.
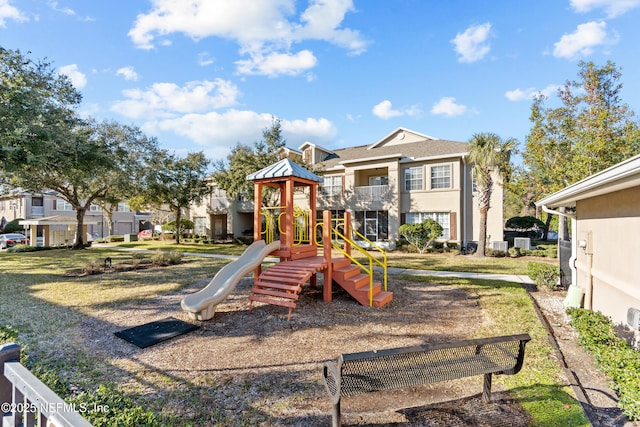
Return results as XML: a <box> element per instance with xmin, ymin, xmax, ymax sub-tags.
<box><xmin>249</xmin><ymin>256</ymin><xmax>393</xmax><ymax>319</ymax></box>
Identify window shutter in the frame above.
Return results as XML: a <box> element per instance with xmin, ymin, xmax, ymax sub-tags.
<box><xmin>53</xmin><ymin>199</ymin><xmax>57</xmax><ymax>210</ymax></box>
<box><xmin>449</xmin><ymin>212</ymin><xmax>457</xmax><ymax>240</ymax></box>
<box><xmin>400</xmin><ymin>212</ymin><xmax>406</xmax><ymax>225</ymax></box>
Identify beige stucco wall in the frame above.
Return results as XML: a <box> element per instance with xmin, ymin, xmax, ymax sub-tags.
<box><xmin>574</xmin><ymin>186</ymin><xmax>640</xmax><ymax>326</ymax></box>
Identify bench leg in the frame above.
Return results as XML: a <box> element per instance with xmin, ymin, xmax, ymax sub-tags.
<box><xmin>482</xmin><ymin>373</ymin><xmax>492</xmax><ymax>403</ymax></box>
<box><xmin>331</xmin><ymin>399</ymin><xmax>341</xmax><ymax>427</ymax></box>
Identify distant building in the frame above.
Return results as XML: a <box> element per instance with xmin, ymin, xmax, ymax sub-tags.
<box><xmin>189</xmin><ymin>128</ymin><xmax>505</xmax><ymax>248</ymax></box>
<box><xmin>0</xmin><ymin>189</ymin><xmax>150</xmax><ymax>245</ymax></box>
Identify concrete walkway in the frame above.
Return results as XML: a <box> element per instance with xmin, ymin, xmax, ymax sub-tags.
<box><xmin>94</xmin><ymin>244</ymin><xmax>534</xmax><ymax>285</ymax></box>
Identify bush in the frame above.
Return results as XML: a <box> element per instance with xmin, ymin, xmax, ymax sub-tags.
<box><xmin>527</xmin><ymin>262</ymin><xmax>560</xmax><ymax>289</ymax></box>
<box><xmin>151</xmin><ymin>250</ymin><xmax>183</xmax><ymax>266</ymax></box>
<box><xmin>106</xmin><ymin>235</ymin><xmax>124</xmax><ymax>243</ymax></box>
<box><xmin>568</xmin><ymin>308</ymin><xmax>640</xmax><ymax>421</ymax></box>
<box><xmin>83</xmin><ymin>259</ymin><xmax>103</xmax><ymax>275</ymax></box>
<box><xmin>485</xmin><ymin>248</ymin><xmax>506</xmax><ymax>257</ymax></box>
<box><xmin>508</xmin><ymin>247</ymin><xmax>522</xmax><ymax>258</ymax></box>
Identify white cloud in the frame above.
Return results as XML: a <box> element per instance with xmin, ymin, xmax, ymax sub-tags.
<box><xmin>553</xmin><ymin>21</ymin><xmax>616</xmax><ymax>59</ymax></box>
<box><xmin>197</xmin><ymin>52</ymin><xmax>214</xmax><ymax>66</ymax></box>
<box><xmin>116</xmin><ymin>66</ymin><xmax>139</xmax><ymax>81</ymax></box>
<box><xmin>0</xmin><ymin>0</ymin><xmax>27</xmax><ymax>27</ymax></box>
<box><xmin>111</xmin><ymin>79</ymin><xmax>240</xmax><ymax>119</ymax></box>
<box><xmin>127</xmin><ymin>0</ymin><xmax>366</xmax><ymax>76</ymax></box>
<box><xmin>59</xmin><ymin>64</ymin><xmax>87</xmax><ymax>89</ymax></box>
<box><xmin>430</xmin><ymin>97</ymin><xmax>468</xmax><ymax>117</ymax></box>
<box><xmin>145</xmin><ymin>109</ymin><xmax>337</xmax><ymax>156</ymax></box>
<box><xmin>48</xmin><ymin>1</ymin><xmax>93</xmax><ymax>21</ymax></box>
<box><xmin>372</xmin><ymin>100</ymin><xmax>420</xmax><ymax>120</ymax></box>
<box><xmin>235</xmin><ymin>49</ymin><xmax>317</xmax><ymax>77</ymax></box>
<box><xmin>570</xmin><ymin>0</ymin><xmax>640</xmax><ymax>18</ymax></box>
<box><xmin>505</xmin><ymin>84</ymin><xmax>560</xmax><ymax>101</ymax></box>
<box><xmin>451</xmin><ymin>22</ymin><xmax>491</xmax><ymax>63</ymax></box>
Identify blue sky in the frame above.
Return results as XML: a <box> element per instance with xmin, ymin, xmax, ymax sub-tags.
<box><xmin>3</xmin><ymin>0</ymin><xmax>640</xmax><ymax>162</ymax></box>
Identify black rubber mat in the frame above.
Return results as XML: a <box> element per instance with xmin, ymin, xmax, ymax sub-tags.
<box><xmin>114</xmin><ymin>317</ymin><xmax>199</xmax><ymax>348</ymax></box>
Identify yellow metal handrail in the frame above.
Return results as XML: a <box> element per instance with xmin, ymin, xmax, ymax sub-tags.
<box><xmin>323</xmin><ymin>221</ymin><xmax>388</xmax><ymax>307</ymax></box>
<box><xmin>260</xmin><ymin>206</ymin><xmax>311</xmax><ymax>246</ymax></box>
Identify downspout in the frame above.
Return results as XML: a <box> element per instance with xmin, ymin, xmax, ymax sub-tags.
<box><xmin>462</xmin><ymin>155</ymin><xmax>467</xmax><ymax>247</ymax></box>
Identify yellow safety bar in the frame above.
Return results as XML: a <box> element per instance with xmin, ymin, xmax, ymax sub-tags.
<box><xmin>260</xmin><ymin>206</ymin><xmax>311</xmax><ymax>246</ymax></box>
<box><xmin>317</xmin><ymin>218</ymin><xmax>388</xmax><ymax>307</ymax></box>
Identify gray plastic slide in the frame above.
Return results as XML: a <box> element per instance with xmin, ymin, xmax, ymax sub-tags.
<box><xmin>181</xmin><ymin>240</ymin><xmax>281</xmax><ymax>321</ymax></box>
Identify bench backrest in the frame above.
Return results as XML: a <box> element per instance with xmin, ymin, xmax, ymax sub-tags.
<box><xmin>326</xmin><ymin>334</ymin><xmax>531</xmax><ymax>397</ymax></box>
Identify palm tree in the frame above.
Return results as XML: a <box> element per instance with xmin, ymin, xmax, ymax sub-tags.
<box><xmin>468</xmin><ymin>133</ymin><xmax>516</xmax><ymax>257</ymax></box>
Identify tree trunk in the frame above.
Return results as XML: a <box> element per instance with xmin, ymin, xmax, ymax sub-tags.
<box><xmin>73</xmin><ymin>208</ymin><xmax>86</xmax><ymax>249</ymax></box>
<box><xmin>543</xmin><ymin>212</ymin><xmax>553</xmax><ymax>240</ymax></box>
<box><xmin>175</xmin><ymin>209</ymin><xmax>181</xmax><ymax>245</ymax></box>
<box><xmin>475</xmin><ymin>208</ymin><xmax>488</xmax><ymax>257</ymax></box>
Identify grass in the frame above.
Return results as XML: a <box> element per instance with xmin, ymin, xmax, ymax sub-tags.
<box><xmin>0</xmin><ymin>247</ymin><xmax>583</xmax><ymax>426</ymax></box>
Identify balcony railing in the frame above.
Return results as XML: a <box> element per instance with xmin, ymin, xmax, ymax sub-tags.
<box><xmin>30</xmin><ymin>206</ymin><xmax>44</xmax><ymax>217</ymax></box>
<box><xmin>354</xmin><ymin>185</ymin><xmax>389</xmax><ymax>202</ymax></box>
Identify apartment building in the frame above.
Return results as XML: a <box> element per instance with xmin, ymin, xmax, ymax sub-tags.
<box><xmin>190</xmin><ymin>128</ymin><xmax>505</xmax><ymax>248</ymax></box>
<box><xmin>0</xmin><ymin>190</ymin><xmax>151</xmax><ymax>245</ymax></box>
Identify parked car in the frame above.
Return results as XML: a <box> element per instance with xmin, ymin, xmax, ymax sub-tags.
<box><xmin>137</xmin><ymin>229</ymin><xmax>154</xmax><ymax>240</ymax></box>
<box><xmin>0</xmin><ymin>233</ymin><xmax>29</xmax><ymax>249</ymax></box>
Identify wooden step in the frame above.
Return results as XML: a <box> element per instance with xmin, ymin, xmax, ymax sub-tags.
<box><xmin>250</xmin><ymin>287</ymin><xmax>300</xmax><ymax>300</ymax></box>
<box><xmin>253</xmin><ymin>281</ymin><xmax>301</xmax><ymax>292</ymax></box>
<box><xmin>333</xmin><ymin>265</ymin><xmax>360</xmax><ymax>282</ymax></box>
<box><xmin>249</xmin><ymin>295</ymin><xmax>297</xmax><ymax>309</ymax></box>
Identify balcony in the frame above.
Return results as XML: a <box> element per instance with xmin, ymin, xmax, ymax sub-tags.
<box><xmin>354</xmin><ymin>185</ymin><xmax>390</xmax><ymax>202</ymax></box>
<box><xmin>30</xmin><ymin>206</ymin><xmax>44</xmax><ymax>217</ymax></box>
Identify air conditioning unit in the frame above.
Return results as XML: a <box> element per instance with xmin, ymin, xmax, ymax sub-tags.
<box><xmin>513</xmin><ymin>237</ymin><xmax>531</xmax><ymax>250</ymax></box>
<box><xmin>628</xmin><ymin>307</ymin><xmax>640</xmax><ymax>331</ymax></box>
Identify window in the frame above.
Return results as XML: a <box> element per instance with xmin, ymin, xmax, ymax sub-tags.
<box><xmin>354</xmin><ymin>210</ymin><xmax>388</xmax><ymax>241</ymax></box>
<box><xmin>322</xmin><ymin>176</ymin><xmax>342</xmax><ymax>196</ymax></box>
<box><xmin>405</xmin><ymin>212</ymin><xmax>450</xmax><ymax>240</ymax></box>
<box><xmin>89</xmin><ymin>204</ymin><xmax>102</xmax><ymax>212</ymax></box>
<box><xmin>117</xmin><ymin>202</ymin><xmax>131</xmax><ymax>212</ymax></box>
<box><xmin>194</xmin><ymin>217</ymin><xmax>207</xmax><ymax>236</ymax></box>
<box><xmin>56</xmin><ymin>200</ymin><xmax>74</xmax><ymax>211</ymax></box>
<box><xmin>431</xmin><ymin>165</ymin><xmax>451</xmax><ymax>189</ymax></box>
<box><xmin>369</xmin><ymin>176</ymin><xmax>389</xmax><ymax>186</ymax></box>
<box><xmin>404</xmin><ymin>167</ymin><xmax>423</xmax><ymax>191</ymax></box>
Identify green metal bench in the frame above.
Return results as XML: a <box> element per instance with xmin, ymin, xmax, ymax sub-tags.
<box><xmin>323</xmin><ymin>333</ymin><xmax>531</xmax><ymax>426</ymax></box>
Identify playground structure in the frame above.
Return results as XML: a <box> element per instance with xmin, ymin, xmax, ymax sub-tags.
<box><xmin>181</xmin><ymin>159</ymin><xmax>393</xmax><ymax>320</ymax></box>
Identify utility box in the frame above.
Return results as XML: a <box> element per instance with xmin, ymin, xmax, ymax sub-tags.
<box><xmin>491</xmin><ymin>241</ymin><xmax>508</xmax><ymax>253</ymax></box>
<box><xmin>124</xmin><ymin>234</ymin><xmax>138</xmax><ymax>242</ymax></box>
<box><xmin>514</xmin><ymin>237</ymin><xmax>531</xmax><ymax>250</ymax></box>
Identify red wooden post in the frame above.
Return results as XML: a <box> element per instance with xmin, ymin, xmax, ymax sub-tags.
<box><xmin>344</xmin><ymin>210</ymin><xmax>351</xmax><ymax>257</ymax></box>
<box><xmin>253</xmin><ymin>182</ymin><xmax>263</xmax><ymax>282</ymax></box>
<box><xmin>323</xmin><ymin>210</ymin><xmax>333</xmax><ymax>302</ymax></box>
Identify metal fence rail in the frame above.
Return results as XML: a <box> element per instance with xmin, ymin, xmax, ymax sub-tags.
<box><xmin>1</xmin><ymin>343</ymin><xmax>93</xmax><ymax>427</ymax></box>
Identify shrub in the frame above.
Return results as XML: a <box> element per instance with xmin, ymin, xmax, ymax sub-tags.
<box><xmin>527</xmin><ymin>262</ymin><xmax>560</xmax><ymax>289</ymax></box>
<box><xmin>568</xmin><ymin>308</ymin><xmax>640</xmax><ymax>421</ymax></box>
<box><xmin>106</xmin><ymin>235</ymin><xmax>124</xmax><ymax>243</ymax></box>
<box><xmin>485</xmin><ymin>248</ymin><xmax>506</xmax><ymax>257</ymax></box>
<box><xmin>83</xmin><ymin>259</ymin><xmax>103</xmax><ymax>275</ymax></box>
<box><xmin>398</xmin><ymin>219</ymin><xmax>443</xmax><ymax>254</ymax></box>
<box><xmin>508</xmin><ymin>247</ymin><xmax>522</xmax><ymax>258</ymax></box>
<box><xmin>151</xmin><ymin>250</ymin><xmax>183</xmax><ymax>266</ymax></box>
